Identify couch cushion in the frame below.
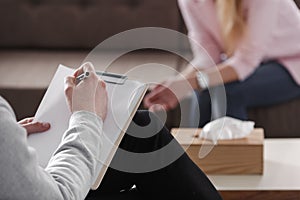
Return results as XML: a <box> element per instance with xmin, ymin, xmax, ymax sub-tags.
<box><xmin>0</xmin><ymin>50</ymin><xmax>87</xmax><ymax>88</ymax></box>
<box><xmin>248</xmin><ymin>98</ymin><xmax>300</xmax><ymax>138</ymax></box>
<box><xmin>0</xmin><ymin>50</ymin><xmax>179</xmax><ymax>88</ymax></box>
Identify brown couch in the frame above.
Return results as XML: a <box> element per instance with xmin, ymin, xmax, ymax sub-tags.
<box><xmin>1</xmin><ymin>0</ymin><xmax>300</xmax><ymax>138</ymax></box>
<box><xmin>0</xmin><ymin>0</ymin><xmax>182</xmax><ymax>114</ymax></box>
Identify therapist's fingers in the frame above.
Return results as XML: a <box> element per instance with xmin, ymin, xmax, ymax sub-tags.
<box><xmin>24</xmin><ymin>121</ymin><xmax>51</xmax><ymax>136</ymax></box>
<box><xmin>64</xmin><ymin>76</ymin><xmax>75</xmax><ymax>94</ymax></box>
<box><xmin>18</xmin><ymin>117</ymin><xmax>50</xmax><ymax>135</ymax></box>
<box><xmin>95</xmin><ymin>79</ymin><xmax>108</xmax><ymax>120</ymax></box>
<box><xmin>64</xmin><ymin>76</ymin><xmax>75</xmax><ymax>110</ymax></box>
<box><xmin>74</xmin><ymin>62</ymin><xmax>96</xmax><ymax>78</ymax></box>
<box><xmin>18</xmin><ymin>117</ymin><xmax>34</xmax><ymax>125</ymax></box>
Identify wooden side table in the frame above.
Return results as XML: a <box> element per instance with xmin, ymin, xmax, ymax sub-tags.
<box><xmin>171</xmin><ymin>128</ymin><xmax>264</xmax><ymax>175</ymax></box>
<box><xmin>208</xmin><ymin>139</ymin><xmax>300</xmax><ymax>200</ymax></box>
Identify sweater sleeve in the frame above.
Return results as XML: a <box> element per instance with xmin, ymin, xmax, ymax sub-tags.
<box><xmin>0</xmin><ymin>96</ymin><xmax>103</xmax><ymax>200</ymax></box>
<box><xmin>178</xmin><ymin>0</ymin><xmax>221</xmax><ymax>68</ymax></box>
<box><xmin>224</xmin><ymin>0</ymin><xmax>280</xmax><ymax>80</ymax></box>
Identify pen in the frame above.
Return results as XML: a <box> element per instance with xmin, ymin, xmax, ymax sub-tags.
<box><xmin>76</xmin><ymin>71</ymin><xmax>90</xmax><ymax>84</ymax></box>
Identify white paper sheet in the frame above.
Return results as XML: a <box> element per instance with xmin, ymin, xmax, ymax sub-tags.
<box><xmin>28</xmin><ymin>65</ymin><xmax>147</xmax><ymax>188</ymax></box>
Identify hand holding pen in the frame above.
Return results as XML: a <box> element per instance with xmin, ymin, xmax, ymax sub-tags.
<box><xmin>76</xmin><ymin>71</ymin><xmax>90</xmax><ymax>84</ymax></box>
<box><xmin>64</xmin><ymin>62</ymin><xmax>108</xmax><ymax>120</ymax></box>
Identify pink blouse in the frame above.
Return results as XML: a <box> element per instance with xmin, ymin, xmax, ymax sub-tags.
<box><xmin>178</xmin><ymin>0</ymin><xmax>300</xmax><ymax>84</ymax></box>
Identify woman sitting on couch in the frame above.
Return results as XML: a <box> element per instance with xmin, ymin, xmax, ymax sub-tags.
<box><xmin>144</xmin><ymin>0</ymin><xmax>300</xmax><ymax>127</ymax></box>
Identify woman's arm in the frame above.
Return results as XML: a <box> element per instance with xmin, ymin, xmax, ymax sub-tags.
<box><xmin>223</xmin><ymin>0</ymin><xmax>280</xmax><ymax>81</ymax></box>
<box><xmin>143</xmin><ymin>0</ymin><xmax>224</xmax><ymax>110</ymax></box>
<box><xmin>172</xmin><ymin>0</ymin><xmax>237</xmax><ymax>90</ymax></box>
<box><xmin>144</xmin><ymin>0</ymin><xmax>280</xmax><ymax>111</ymax></box>
<box><xmin>178</xmin><ymin>0</ymin><xmax>280</xmax><ymax>88</ymax></box>
<box><xmin>177</xmin><ymin>63</ymin><xmax>239</xmax><ymax>89</ymax></box>
<box><xmin>178</xmin><ymin>0</ymin><xmax>222</xmax><ymax>68</ymax></box>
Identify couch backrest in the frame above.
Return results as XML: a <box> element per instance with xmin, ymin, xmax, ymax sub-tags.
<box><xmin>0</xmin><ymin>0</ymin><xmax>181</xmax><ymax>49</ymax></box>
<box><xmin>0</xmin><ymin>0</ymin><xmax>299</xmax><ymax>50</ymax></box>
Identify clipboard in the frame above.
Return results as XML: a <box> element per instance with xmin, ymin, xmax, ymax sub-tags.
<box><xmin>27</xmin><ymin>65</ymin><xmax>148</xmax><ymax>190</ymax></box>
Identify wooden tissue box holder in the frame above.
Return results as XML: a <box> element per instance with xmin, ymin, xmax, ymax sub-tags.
<box><xmin>171</xmin><ymin>128</ymin><xmax>264</xmax><ymax>175</ymax></box>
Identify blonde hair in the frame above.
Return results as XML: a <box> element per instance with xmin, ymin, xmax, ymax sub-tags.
<box><xmin>216</xmin><ymin>0</ymin><xmax>247</xmax><ymax>56</ymax></box>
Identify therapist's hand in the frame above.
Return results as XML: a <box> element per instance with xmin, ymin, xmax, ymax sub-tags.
<box><xmin>64</xmin><ymin>62</ymin><xmax>108</xmax><ymax>120</ymax></box>
<box><xmin>18</xmin><ymin>117</ymin><xmax>51</xmax><ymax>136</ymax></box>
<box><xmin>144</xmin><ymin>77</ymin><xmax>193</xmax><ymax>112</ymax></box>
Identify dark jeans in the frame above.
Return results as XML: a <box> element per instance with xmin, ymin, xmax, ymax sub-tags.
<box><xmin>86</xmin><ymin>111</ymin><xmax>222</xmax><ymax>200</ymax></box>
<box><xmin>193</xmin><ymin>60</ymin><xmax>300</xmax><ymax>127</ymax></box>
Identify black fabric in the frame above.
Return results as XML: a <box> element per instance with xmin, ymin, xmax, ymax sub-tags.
<box><xmin>86</xmin><ymin>110</ymin><xmax>222</xmax><ymax>200</ymax></box>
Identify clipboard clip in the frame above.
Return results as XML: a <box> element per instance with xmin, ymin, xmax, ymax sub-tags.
<box><xmin>96</xmin><ymin>71</ymin><xmax>128</xmax><ymax>85</ymax></box>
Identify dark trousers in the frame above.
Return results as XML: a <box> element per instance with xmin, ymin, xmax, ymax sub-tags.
<box><xmin>86</xmin><ymin>111</ymin><xmax>222</xmax><ymax>200</ymax></box>
<box><xmin>193</xmin><ymin>61</ymin><xmax>300</xmax><ymax>127</ymax></box>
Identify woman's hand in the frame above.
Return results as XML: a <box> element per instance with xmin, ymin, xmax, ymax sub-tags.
<box><xmin>143</xmin><ymin>76</ymin><xmax>194</xmax><ymax>112</ymax></box>
<box><xmin>64</xmin><ymin>62</ymin><xmax>108</xmax><ymax>120</ymax></box>
<box><xmin>18</xmin><ymin>117</ymin><xmax>51</xmax><ymax>136</ymax></box>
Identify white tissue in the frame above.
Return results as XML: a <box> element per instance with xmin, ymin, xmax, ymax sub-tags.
<box><xmin>200</xmin><ymin>117</ymin><xmax>255</xmax><ymax>144</ymax></box>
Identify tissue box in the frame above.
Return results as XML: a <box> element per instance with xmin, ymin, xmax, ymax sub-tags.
<box><xmin>171</xmin><ymin>128</ymin><xmax>264</xmax><ymax>175</ymax></box>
